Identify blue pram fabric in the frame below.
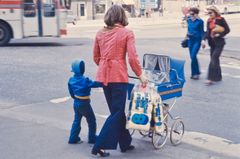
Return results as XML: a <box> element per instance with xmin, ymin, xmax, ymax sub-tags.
<box><xmin>128</xmin><ymin>54</ymin><xmax>185</xmax><ymax>101</ymax></box>
<box><xmin>157</xmin><ymin>58</ymin><xmax>185</xmax><ymax>100</ymax></box>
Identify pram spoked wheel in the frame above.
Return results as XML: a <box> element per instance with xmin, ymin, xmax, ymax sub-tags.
<box><xmin>170</xmin><ymin>117</ymin><xmax>184</xmax><ymax>146</ymax></box>
<box><xmin>152</xmin><ymin>123</ymin><xmax>168</xmax><ymax>149</ymax></box>
<box><xmin>129</xmin><ymin>129</ymin><xmax>135</xmax><ymax>136</ymax></box>
<box><xmin>139</xmin><ymin>130</ymin><xmax>149</xmax><ymax>137</ymax></box>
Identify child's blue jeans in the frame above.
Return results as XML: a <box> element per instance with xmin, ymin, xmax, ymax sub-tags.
<box><xmin>68</xmin><ymin>102</ymin><xmax>96</xmax><ymax>144</ymax></box>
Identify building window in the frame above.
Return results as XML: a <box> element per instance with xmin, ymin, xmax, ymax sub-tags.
<box><xmin>96</xmin><ymin>4</ymin><xmax>106</xmax><ymax>14</ymax></box>
<box><xmin>80</xmin><ymin>4</ymin><xmax>85</xmax><ymax>16</ymax></box>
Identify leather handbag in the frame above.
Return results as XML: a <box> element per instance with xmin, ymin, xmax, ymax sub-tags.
<box><xmin>181</xmin><ymin>38</ymin><xmax>189</xmax><ymax>48</ymax></box>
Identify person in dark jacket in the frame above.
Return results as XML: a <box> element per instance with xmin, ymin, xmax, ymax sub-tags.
<box><xmin>187</xmin><ymin>7</ymin><xmax>204</xmax><ymax>80</ymax></box>
<box><xmin>202</xmin><ymin>6</ymin><xmax>230</xmax><ymax>85</ymax></box>
<box><xmin>68</xmin><ymin>59</ymin><xmax>101</xmax><ymax>144</ymax></box>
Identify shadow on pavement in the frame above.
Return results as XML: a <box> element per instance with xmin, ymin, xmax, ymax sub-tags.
<box><xmin>1</xmin><ymin>38</ymin><xmax>89</xmax><ymax>47</ymax></box>
<box><xmin>5</xmin><ymin>42</ymin><xmax>65</xmax><ymax>47</ymax></box>
<box><xmin>2</xmin><ymin>42</ymin><xmax>85</xmax><ymax>47</ymax></box>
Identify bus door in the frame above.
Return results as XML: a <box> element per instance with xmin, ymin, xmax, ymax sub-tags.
<box><xmin>23</xmin><ymin>0</ymin><xmax>39</xmax><ymax>36</ymax></box>
<box><xmin>42</xmin><ymin>0</ymin><xmax>58</xmax><ymax>36</ymax></box>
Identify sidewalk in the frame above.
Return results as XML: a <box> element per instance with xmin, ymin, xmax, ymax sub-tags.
<box><xmin>67</xmin><ymin>12</ymin><xmax>240</xmax><ymax>60</ymax></box>
<box><xmin>0</xmin><ymin>96</ymin><xmax>239</xmax><ymax>159</ymax></box>
<box><xmin>70</xmin><ymin>12</ymin><xmax>240</xmax><ymax>27</ymax></box>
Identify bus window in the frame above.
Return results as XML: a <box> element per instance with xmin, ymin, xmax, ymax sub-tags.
<box><xmin>43</xmin><ymin>0</ymin><xmax>56</xmax><ymax>17</ymax></box>
<box><xmin>23</xmin><ymin>0</ymin><xmax>36</xmax><ymax>17</ymax></box>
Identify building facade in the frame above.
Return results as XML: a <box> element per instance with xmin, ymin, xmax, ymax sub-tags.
<box><xmin>71</xmin><ymin>0</ymin><xmax>93</xmax><ymax>20</ymax></box>
<box><xmin>161</xmin><ymin>0</ymin><xmax>239</xmax><ymax>13</ymax></box>
<box><xmin>71</xmin><ymin>0</ymin><xmax>112</xmax><ymax>20</ymax></box>
<box><xmin>70</xmin><ymin>0</ymin><xmax>240</xmax><ymax>20</ymax></box>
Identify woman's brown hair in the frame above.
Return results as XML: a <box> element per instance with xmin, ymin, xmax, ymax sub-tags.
<box><xmin>207</xmin><ymin>6</ymin><xmax>221</xmax><ymax>16</ymax></box>
<box><xmin>189</xmin><ymin>7</ymin><xmax>200</xmax><ymax>14</ymax></box>
<box><xmin>104</xmin><ymin>5</ymin><xmax>128</xmax><ymax>27</ymax></box>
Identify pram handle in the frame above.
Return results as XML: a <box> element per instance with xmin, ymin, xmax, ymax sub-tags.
<box><xmin>128</xmin><ymin>75</ymin><xmax>139</xmax><ymax>79</ymax></box>
<box><xmin>128</xmin><ymin>75</ymin><xmax>157</xmax><ymax>85</ymax></box>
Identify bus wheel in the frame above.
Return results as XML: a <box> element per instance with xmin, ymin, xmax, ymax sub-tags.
<box><xmin>0</xmin><ymin>23</ymin><xmax>11</xmax><ymax>46</ymax></box>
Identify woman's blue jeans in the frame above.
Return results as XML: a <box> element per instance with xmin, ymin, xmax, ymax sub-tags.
<box><xmin>188</xmin><ymin>39</ymin><xmax>201</xmax><ymax>76</ymax></box>
<box><xmin>92</xmin><ymin>83</ymin><xmax>131</xmax><ymax>151</ymax></box>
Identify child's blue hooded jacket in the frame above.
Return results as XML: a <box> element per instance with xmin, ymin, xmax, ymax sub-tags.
<box><xmin>68</xmin><ymin>60</ymin><xmax>101</xmax><ymax>106</ymax></box>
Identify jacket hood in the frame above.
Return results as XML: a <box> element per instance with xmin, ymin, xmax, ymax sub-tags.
<box><xmin>71</xmin><ymin>60</ymin><xmax>85</xmax><ymax>75</ymax></box>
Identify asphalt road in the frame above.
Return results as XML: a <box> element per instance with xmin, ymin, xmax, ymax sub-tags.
<box><xmin>0</xmin><ymin>16</ymin><xmax>240</xmax><ymax>159</ymax></box>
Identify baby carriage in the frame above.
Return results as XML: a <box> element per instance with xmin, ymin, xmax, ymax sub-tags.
<box><xmin>126</xmin><ymin>54</ymin><xmax>185</xmax><ymax>149</ymax></box>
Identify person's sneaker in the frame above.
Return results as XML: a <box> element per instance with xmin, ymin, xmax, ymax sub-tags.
<box><xmin>91</xmin><ymin>149</ymin><xmax>110</xmax><ymax>157</ymax></box>
<box><xmin>121</xmin><ymin>145</ymin><xmax>135</xmax><ymax>153</ymax></box>
<box><xmin>68</xmin><ymin>140</ymin><xmax>83</xmax><ymax>144</ymax></box>
<box><xmin>190</xmin><ymin>75</ymin><xmax>200</xmax><ymax>80</ymax></box>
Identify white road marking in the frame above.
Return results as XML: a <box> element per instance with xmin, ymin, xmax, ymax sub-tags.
<box><xmin>234</xmin><ymin>75</ymin><xmax>240</xmax><ymax>79</ymax></box>
<box><xmin>202</xmin><ymin>69</ymin><xmax>240</xmax><ymax>79</ymax></box>
<box><xmin>221</xmin><ymin>64</ymin><xmax>240</xmax><ymax>70</ymax></box>
<box><xmin>92</xmin><ymin>88</ymin><xmax>103</xmax><ymax>93</ymax></box>
<box><xmin>95</xmin><ymin>113</ymin><xmax>108</xmax><ymax>119</ymax></box>
<box><xmin>50</xmin><ymin>96</ymin><xmax>71</xmax><ymax>104</ymax></box>
<box><xmin>50</xmin><ymin>89</ymin><xmax>103</xmax><ymax>104</ymax></box>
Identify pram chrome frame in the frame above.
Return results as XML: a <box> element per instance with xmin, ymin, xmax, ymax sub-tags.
<box><xmin>127</xmin><ymin>54</ymin><xmax>185</xmax><ymax>149</ymax></box>
<box><xmin>127</xmin><ymin>78</ymin><xmax>184</xmax><ymax>149</ymax></box>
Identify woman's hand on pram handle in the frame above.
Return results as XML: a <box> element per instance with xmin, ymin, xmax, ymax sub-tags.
<box><xmin>139</xmin><ymin>73</ymin><xmax>148</xmax><ymax>87</ymax></box>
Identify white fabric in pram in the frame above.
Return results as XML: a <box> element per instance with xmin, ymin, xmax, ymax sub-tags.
<box><xmin>126</xmin><ymin>85</ymin><xmax>164</xmax><ymax>133</ymax></box>
<box><xmin>143</xmin><ymin>55</ymin><xmax>171</xmax><ymax>84</ymax></box>
<box><xmin>126</xmin><ymin>90</ymin><xmax>152</xmax><ymax>131</ymax></box>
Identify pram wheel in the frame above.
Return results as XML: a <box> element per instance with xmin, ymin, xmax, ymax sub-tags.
<box><xmin>170</xmin><ymin>118</ymin><xmax>184</xmax><ymax>146</ymax></box>
<box><xmin>139</xmin><ymin>130</ymin><xmax>149</xmax><ymax>137</ymax></box>
<box><xmin>152</xmin><ymin>123</ymin><xmax>168</xmax><ymax>149</ymax></box>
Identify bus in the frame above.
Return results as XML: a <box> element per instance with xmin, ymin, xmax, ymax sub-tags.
<box><xmin>0</xmin><ymin>0</ymin><xmax>71</xmax><ymax>46</ymax></box>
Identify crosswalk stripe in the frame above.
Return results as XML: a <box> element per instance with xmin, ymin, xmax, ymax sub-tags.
<box><xmin>221</xmin><ymin>64</ymin><xmax>240</xmax><ymax>70</ymax></box>
<box><xmin>50</xmin><ymin>97</ymin><xmax>71</xmax><ymax>104</ymax></box>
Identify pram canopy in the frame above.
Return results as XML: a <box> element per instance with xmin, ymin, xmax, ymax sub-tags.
<box><xmin>128</xmin><ymin>54</ymin><xmax>185</xmax><ymax>100</ymax></box>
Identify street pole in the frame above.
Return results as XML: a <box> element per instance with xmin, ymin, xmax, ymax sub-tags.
<box><xmin>92</xmin><ymin>0</ymin><xmax>95</xmax><ymax>20</ymax></box>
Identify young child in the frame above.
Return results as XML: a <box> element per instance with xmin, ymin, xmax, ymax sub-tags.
<box><xmin>68</xmin><ymin>59</ymin><xmax>101</xmax><ymax>144</ymax></box>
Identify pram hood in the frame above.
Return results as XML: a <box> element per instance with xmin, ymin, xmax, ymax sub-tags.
<box><xmin>128</xmin><ymin>54</ymin><xmax>185</xmax><ymax>101</ymax></box>
<box><xmin>143</xmin><ymin>54</ymin><xmax>185</xmax><ymax>84</ymax></box>
<box><xmin>169</xmin><ymin>58</ymin><xmax>185</xmax><ymax>84</ymax></box>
